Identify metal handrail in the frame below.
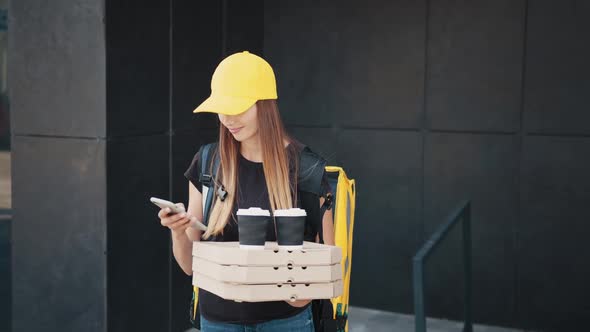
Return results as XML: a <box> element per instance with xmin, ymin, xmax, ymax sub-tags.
<box><xmin>413</xmin><ymin>200</ymin><xmax>473</xmax><ymax>332</ymax></box>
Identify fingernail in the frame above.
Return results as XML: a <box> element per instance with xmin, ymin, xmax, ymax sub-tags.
<box><xmin>165</xmin><ymin>208</ymin><xmax>170</xmax><ymax>212</ymax></box>
<box><xmin>180</xmin><ymin>213</ymin><xmax>186</xmax><ymax>217</ymax></box>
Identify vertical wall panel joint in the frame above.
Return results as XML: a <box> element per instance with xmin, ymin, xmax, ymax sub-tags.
<box><xmin>515</xmin><ymin>0</ymin><xmax>530</xmax><ymax>325</ymax></box>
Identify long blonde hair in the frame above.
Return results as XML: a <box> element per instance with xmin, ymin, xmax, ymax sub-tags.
<box><xmin>203</xmin><ymin>99</ymin><xmax>298</xmax><ymax>239</ymax></box>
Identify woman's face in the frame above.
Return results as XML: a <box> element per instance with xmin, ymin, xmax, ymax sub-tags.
<box><xmin>218</xmin><ymin>103</ymin><xmax>259</xmax><ymax>143</ymax></box>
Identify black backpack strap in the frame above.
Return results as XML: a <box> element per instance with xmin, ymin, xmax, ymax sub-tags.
<box><xmin>298</xmin><ymin>146</ymin><xmax>328</xmax><ymax>195</ymax></box>
<box><xmin>298</xmin><ymin>146</ymin><xmax>331</xmax><ymax>243</ymax></box>
<box><xmin>198</xmin><ymin>143</ymin><xmax>219</xmax><ymax>225</ymax></box>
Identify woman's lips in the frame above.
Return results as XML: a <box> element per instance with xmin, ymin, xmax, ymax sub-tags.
<box><xmin>228</xmin><ymin>127</ymin><xmax>243</xmax><ymax>134</ymax></box>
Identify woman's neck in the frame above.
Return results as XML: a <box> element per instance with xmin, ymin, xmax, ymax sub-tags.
<box><xmin>239</xmin><ymin>136</ymin><xmax>291</xmax><ymax>163</ymax></box>
<box><xmin>240</xmin><ymin>137</ymin><xmax>263</xmax><ymax>162</ymax></box>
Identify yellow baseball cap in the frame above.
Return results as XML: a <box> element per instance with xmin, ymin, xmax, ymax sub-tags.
<box><xmin>193</xmin><ymin>51</ymin><xmax>278</xmax><ymax>115</ymax></box>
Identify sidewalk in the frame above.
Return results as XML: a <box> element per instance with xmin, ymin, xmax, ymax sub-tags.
<box><xmin>347</xmin><ymin>306</ymin><xmax>528</xmax><ymax>332</ymax></box>
<box><xmin>186</xmin><ymin>305</ymin><xmax>530</xmax><ymax>332</ymax></box>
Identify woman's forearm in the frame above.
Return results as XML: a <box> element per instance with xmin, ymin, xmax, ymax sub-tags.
<box><xmin>172</xmin><ymin>230</ymin><xmax>193</xmax><ymax>275</ymax></box>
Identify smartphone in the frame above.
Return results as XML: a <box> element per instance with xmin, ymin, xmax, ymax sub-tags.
<box><xmin>150</xmin><ymin>197</ymin><xmax>185</xmax><ymax>214</ymax></box>
<box><xmin>150</xmin><ymin>197</ymin><xmax>208</xmax><ymax>232</ymax></box>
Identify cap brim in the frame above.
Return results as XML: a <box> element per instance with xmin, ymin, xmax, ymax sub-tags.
<box><xmin>193</xmin><ymin>94</ymin><xmax>257</xmax><ymax>116</ymax></box>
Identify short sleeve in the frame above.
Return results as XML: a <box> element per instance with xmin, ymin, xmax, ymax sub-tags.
<box><xmin>184</xmin><ymin>147</ymin><xmax>203</xmax><ymax>193</ymax></box>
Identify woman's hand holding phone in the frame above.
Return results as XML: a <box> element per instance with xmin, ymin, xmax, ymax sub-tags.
<box><xmin>152</xmin><ymin>197</ymin><xmax>207</xmax><ymax>236</ymax></box>
<box><xmin>157</xmin><ymin>202</ymin><xmax>195</xmax><ymax>237</ymax></box>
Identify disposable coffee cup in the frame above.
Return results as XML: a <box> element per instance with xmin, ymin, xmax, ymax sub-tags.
<box><xmin>237</xmin><ymin>207</ymin><xmax>271</xmax><ymax>250</ymax></box>
<box><xmin>274</xmin><ymin>208</ymin><xmax>307</xmax><ymax>250</ymax></box>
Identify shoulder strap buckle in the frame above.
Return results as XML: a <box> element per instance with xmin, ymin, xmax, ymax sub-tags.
<box><xmin>322</xmin><ymin>192</ymin><xmax>333</xmax><ymax>211</ymax></box>
<box><xmin>199</xmin><ymin>173</ymin><xmax>212</xmax><ymax>187</ymax></box>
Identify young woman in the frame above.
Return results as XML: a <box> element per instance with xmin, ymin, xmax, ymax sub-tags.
<box><xmin>157</xmin><ymin>51</ymin><xmax>334</xmax><ymax>331</ymax></box>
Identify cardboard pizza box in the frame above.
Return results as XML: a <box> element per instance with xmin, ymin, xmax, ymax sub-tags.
<box><xmin>192</xmin><ymin>256</ymin><xmax>342</xmax><ymax>284</ymax></box>
<box><xmin>193</xmin><ymin>272</ymin><xmax>343</xmax><ymax>303</ymax></box>
<box><xmin>192</xmin><ymin>241</ymin><xmax>342</xmax><ymax>267</ymax></box>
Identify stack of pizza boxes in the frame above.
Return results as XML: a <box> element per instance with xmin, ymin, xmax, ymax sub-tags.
<box><xmin>192</xmin><ymin>241</ymin><xmax>343</xmax><ymax>303</ymax></box>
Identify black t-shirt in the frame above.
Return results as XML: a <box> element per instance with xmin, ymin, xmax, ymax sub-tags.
<box><xmin>183</xmin><ymin>142</ymin><xmax>330</xmax><ymax>324</ymax></box>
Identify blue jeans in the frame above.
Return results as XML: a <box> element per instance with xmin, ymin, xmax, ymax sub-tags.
<box><xmin>200</xmin><ymin>306</ymin><xmax>314</xmax><ymax>332</ymax></box>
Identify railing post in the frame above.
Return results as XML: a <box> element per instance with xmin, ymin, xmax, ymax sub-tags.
<box><xmin>413</xmin><ymin>200</ymin><xmax>472</xmax><ymax>332</ymax></box>
<box><xmin>462</xmin><ymin>202</ymin><xmax>473</xmax><ymax>332</ymax></box>
<box><xmin>413</xmin><ymin>258</ymin><xmax>426</xmax><ymax>332</ymax></box>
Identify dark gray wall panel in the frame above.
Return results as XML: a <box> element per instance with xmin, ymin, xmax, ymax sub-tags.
<box><xmin>169</xmin><ymin>256</ymin><xmax>192</xmax><ymax>332</ymax></box>
<box><xmin>289</xmin><ymin>127</ymin><xmax>422</xmax><ymax>312</ymax></box>
<box><xmin>519</xmin><ymin>136</ymin><xmax>590</xmax><ymax>330</ymax></box>
<box><xmin>106</xmin><ymin>0</ymin><xmax>170</xmax><ymax>137</ymax></box>
<box><xmin>226</xmin><ymin>0</ymin><xmax>264</xmax><ymax>55</ymax></box>
<box><xmin>170</xmin><ymin>129</ymin><xmax>218</xmax><ymax>332</ymax></box>
<box><xmin>265</xmin><ymin>0</ymin><xmax>426</xmax><ymax>129</ymax></box>
<box><xmin>285</xmin><ymin>126</ymin><xmax>340</xmax><ymax>165</ymax></box>
<box><xmin>523</xmin><ymin>0</ymin><xmax>590</xmax><ymax>135</ymax></box>
<box><xmin>386</xmin><ymin>268</ymin><xmax>415</xmax><ymax>314</ymax></box>
<box><xmin>424</xmin><ymin>133</ymin><xmax>519</xmax><ymax>325</ymax></box>
<box><xmin>427</xmin><ymin>0</ymin><xmax>525</xmax><ymax>132</ymax></box>
<box><xmin>171</xmin><ymin>0</ymin><xmax>222</xmax><ymax>132</ymax></box>
<box><xmin>11</xmin><ymin>136</ymin><xmax>106</xmax><ymax>332</ymax></box>
<box><xmin>9</xmin><ymin>0</ymin><xmax>106</xmax><ymax>137</ymax></box>
<box><xmin>171</xmin><ymin>129</ymin><xmax>219</xmax><ymax>203</ymax></box>
<box><xmin>171</xmin><ymin>0</ymin><xmax>264</xmax><ymax>134</ymax></box>
<box><xmin>107</xmin><ymin>135</ymin><xmax>170</xmax><ymax>332</ymax></box>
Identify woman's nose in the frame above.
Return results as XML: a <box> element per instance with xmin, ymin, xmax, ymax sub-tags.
<box><xmin>219</xmin><ymin>114</ymin><xmax>235</xmax><ymax>125</ymax></box>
